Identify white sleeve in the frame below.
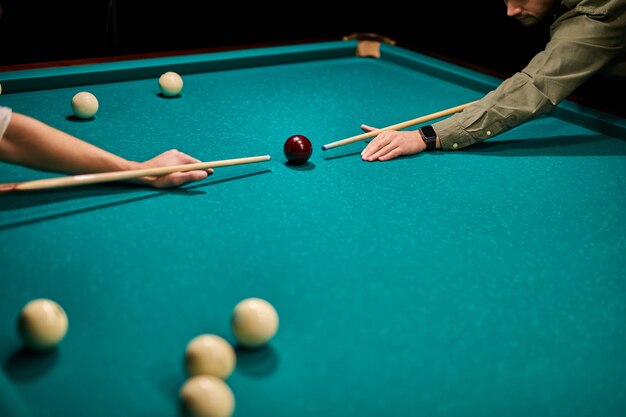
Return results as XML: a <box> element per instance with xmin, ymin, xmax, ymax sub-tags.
<box><xmin>0</xmin><ymin>106</ymin><xmax>12</xmax><ymax>141</ymax></box>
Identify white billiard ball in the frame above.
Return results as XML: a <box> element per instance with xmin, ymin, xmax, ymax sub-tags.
<box><xmin>18</xmin><ymin>299</ymin><xmax>68</xmax><ymax>350</ymax></box>
<box><xmin>231</xmin><ymin>298</ymin><xmax>278</xmax><ymax>348</ymax></box>
<box><xmin>71</xmin><ymin>91</ymin><xmax>99</xmax><ymax>119</ymax></box>
<box><xmin>158</xmin><ymin>71</ymin><xmax>183</xmax><ymax>96</ymax></box>
<box><xmin>180</xmin><ymin>375</ymin><xmax>235</xmax><ymax>417</ymax></box>
<box><xmin>185</xmin><ymin>334</ymin><xmax>236</xmax><ymax>380</ymax></box>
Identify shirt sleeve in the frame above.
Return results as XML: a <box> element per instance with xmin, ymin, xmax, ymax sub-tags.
<box><xmin>434</xmin><ymin>0</ymin><xmax>626</xmax><ymax>151</ymax></box>
<box><xmin>0</xmin><ymin>106</ymin><xmax>12</xmax><ymax>142</ymax></box>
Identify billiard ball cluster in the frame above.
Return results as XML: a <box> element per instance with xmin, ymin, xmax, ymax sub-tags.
<box><xmin>180</xmin><ymin>297</ymin><xmax>279</xmax><ymax>417</ymax></box>
<box><xmin>69</xmin><ymin>71</ymin><xmax>184</xmax><ymax>119</ymax></box>
<box><xmin>17</xmin><ymin>296</ymin><xmax>278</xmax><ymax>417</ymax></box>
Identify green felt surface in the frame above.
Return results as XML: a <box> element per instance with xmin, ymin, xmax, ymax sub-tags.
<box><xmin>0</xmin><ymin>42</ymin><xmax>625</xmax><ymax>417</ymax></box>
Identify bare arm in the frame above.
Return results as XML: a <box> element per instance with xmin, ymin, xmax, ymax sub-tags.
<box><xmin>0</xmin><ymin>112</ymin><xmax>211</xmax><ymax>188</ymax></box>
<box><xmin>0</xmin><ymin>112</ymin><xmax>138</xmax><ymax>173</ymax></box>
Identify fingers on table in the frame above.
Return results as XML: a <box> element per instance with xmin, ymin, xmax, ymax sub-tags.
<box><xmin>361</xmin><ymin>132</ymin><xmax>394</xmax><ymax>161</ymax></box>
<box><xmin>152</xmin><ymin>170</ymin><xmax>210</xmax><ymax>188</ymax></box>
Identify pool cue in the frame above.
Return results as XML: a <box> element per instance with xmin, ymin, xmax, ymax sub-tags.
<box><xmin>0</xmin><ymin>155</ymin><xmax>271</xmax><ymax>192</ymax></box>
<box><xmin>321</xmin><ymin>100</ymin><xmax>479</xmax><ymax>151</ymax></box>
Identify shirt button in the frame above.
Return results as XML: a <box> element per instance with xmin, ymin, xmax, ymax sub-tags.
<box><xmin>486</xmin><ymin>130</ymin><xmax>492</xmax><ymax>136</ymax></box>
<box><xmin>452</xmin><ymin>143</ymin><xmax>459</xmax><ymax>149</ymax></box>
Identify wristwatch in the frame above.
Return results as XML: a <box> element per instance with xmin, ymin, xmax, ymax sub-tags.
<box><xmin>419</xmin><ymin>125</ymin><xmax>437</xmax><ymax>151</ymax></box>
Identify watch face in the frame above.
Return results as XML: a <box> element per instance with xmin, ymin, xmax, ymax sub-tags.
<box><xmin>420</xmin><ymin>126</ymin><xmax>437</xmax><ymax>150</ymax></box>
<box><xmin>421</xmin><ymin>125</ymin><xmax>436</xmax><ymax>139</ymax></box>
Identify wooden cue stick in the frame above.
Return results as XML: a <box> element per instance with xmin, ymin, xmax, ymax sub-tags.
<box><xmin>321</xmin><ymin>100</ymin><xmax>479</xmax><ymax>151</ymax></box>
<box><xmin>1</xmin><ymin>155</ymin><xmax>271</xmax><ymax>192</ymax></box>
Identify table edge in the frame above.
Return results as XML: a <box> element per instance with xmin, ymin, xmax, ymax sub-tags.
<box><xmin>1</xmin><ymin>40</ymin><xmax>623</xmax><ymax>139</ymax></box>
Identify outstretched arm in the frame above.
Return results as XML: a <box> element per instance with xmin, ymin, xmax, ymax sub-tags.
<box><xmin>360</xmin><ymin>0</ymin><xmax>626</xmax><ymax>161</ymax></box>
<box><xmin>0</xmin><ymin>111</ymin><xmax>211</xmax><ymax>188</ymax></box>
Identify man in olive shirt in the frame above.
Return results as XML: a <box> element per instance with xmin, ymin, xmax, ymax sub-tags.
<box><xmin>360</xmin><ymin>0</ymin><xmax>626</xmax><ymax>161</ymax></box>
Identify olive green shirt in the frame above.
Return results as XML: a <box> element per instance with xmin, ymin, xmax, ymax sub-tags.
<box><xmin>433</xmin><ymin>0</ymin><xmax>626</xmax><ymax>150</ymax></box>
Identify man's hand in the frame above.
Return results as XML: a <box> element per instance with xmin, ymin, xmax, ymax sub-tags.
<box><xmin>360</xmin><ymin>125</ymin><xmax>425</xmax><ymax>162</ymax></box>
<box><xmin>134</xmin><ymin>150</ymin><xmax>213</xmax><ymax>188</ymax></box>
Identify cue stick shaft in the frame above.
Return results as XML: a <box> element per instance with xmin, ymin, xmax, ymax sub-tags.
<box><xmin>321</xmin><ymin>100</ymin><xmax>479</xmax><ymax>150</ymax></box>
<box><xmin>2</xmin><ymin>155</ymin><xmax>271</xmax><ymax>192</ymax></box>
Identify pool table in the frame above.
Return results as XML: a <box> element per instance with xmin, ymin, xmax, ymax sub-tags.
<box><xmin>1</xmin><ymin>39</ymin><xmax>625</xmax><ymax>417</ymax></box>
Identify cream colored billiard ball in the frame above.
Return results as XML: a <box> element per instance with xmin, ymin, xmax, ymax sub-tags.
<box><xmin>18</xmin><ymin>299</ymin><xmax>68</xmax><ymax>350</ymax></box>
<box><xmin>71</xmin><ymin>91</ymin><xmax>99</xmax><ymax>119</ymax></box>
<box><xmin>180</xmin><ymin>375</ymin><xmax>234</xmax><ymax>417</ymax></box>
<box><xmin>231</xmin><ymin>298</ymin><xmax>278</xmax><ymax>348</ymax></box>
<box><xmin>185</xmin><ymin>334</ymin><xmax>236</xmax><ymax>380</ymax></box>
<box><xmin>158</xmin><ymin>71</ymin><xmax>183</xmax><ymax>96</ymax></box>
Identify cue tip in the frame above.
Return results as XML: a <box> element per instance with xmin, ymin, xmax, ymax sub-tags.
<box><xmin>0</xmin><ymin>183</ymin><xmax>17</xmax><ymax>193</ymax></box>
<box><xmin>321</xmin><ymin>145</ymin><xmax>328</xmax><ymax>151</ymax></box>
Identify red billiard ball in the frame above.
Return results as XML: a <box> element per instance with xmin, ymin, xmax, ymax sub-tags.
<box><xmin>283</xmin><ymin>135</ymin><xmax>312</xmax><ymax>165</ymax></box>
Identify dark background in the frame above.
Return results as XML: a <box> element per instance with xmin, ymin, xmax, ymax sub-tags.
<box><xmin>0</xmin><ymin>0</ymin><xmax>622</xmax><ymax>116</ymax></box>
